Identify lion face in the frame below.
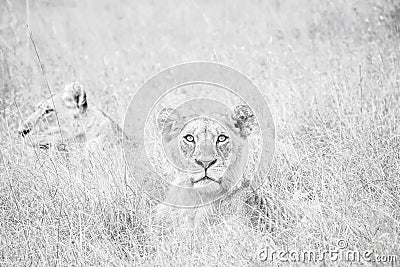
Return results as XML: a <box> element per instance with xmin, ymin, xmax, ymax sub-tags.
<box><xmin>18</xmin><ymin>82</ymin><xmax>87</xmax><ymax>140</ymax></box>
<box><xmin>177</xmin><ymin>117</ymin><xmax>233</xmax><ymax>187</ymax></box>
<box><xmin>156</xmin><ymin>104</ymin><xmax>256</xmax><ymax>205</ymax></box>
<box><xmin>17</xmin><ymin>82</ymin><xmax>122</xmax><ymax>150</ymax></box>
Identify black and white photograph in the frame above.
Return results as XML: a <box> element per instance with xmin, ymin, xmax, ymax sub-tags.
<box><xmin>0</xmin><ymin>0</ymin><xmax>399</xmax><ymax>266</ymax></box>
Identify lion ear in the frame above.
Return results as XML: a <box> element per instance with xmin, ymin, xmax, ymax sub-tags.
<box><xmin>157</xmin><ymin>107</ymin><xmax>182</xmax><ymax>141</ymax></box>
<box><xmin>231</xmin><ymin>104</ymin><xmax>256</xmax><ymax>138</ymax></box>
<box><xmin>62</xmin><ymin>82</ymin><xmax>88</xmax><ymax>114</ymax></box>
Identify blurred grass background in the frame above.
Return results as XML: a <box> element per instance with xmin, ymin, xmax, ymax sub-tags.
<box><xmin>0</xmin><ymin>0</ymin><xmax>400</xmax><ymax>265</ymax></box>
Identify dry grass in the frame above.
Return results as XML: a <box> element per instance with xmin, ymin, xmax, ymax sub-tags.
<box><xmin>1</xmin><ymin>0</ymin><xmax>400</xmax><ymax>265</ymax></box>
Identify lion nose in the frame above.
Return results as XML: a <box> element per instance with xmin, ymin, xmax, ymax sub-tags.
<box><xmin>195</xmin><ymin>158</ymin><xmax>217</xmax><ymax>169</ymax></box>
<box><xmin>18</xmin><ymin>125</ymin><xmax>31</xmax><ymax>137</ymax></box>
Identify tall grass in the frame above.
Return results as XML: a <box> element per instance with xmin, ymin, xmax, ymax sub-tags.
<box><xmin>1</xmin><ymin>0</ymin><xmax>399</xmax><ymax>265</ymax></box>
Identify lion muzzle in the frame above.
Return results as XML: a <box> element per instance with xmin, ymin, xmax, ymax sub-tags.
<box><xmin>18</xmin><ymin>121</ymin><xmax>34</xmax><ymax>137</ymax></box>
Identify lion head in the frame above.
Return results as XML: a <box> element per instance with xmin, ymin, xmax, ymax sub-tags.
<box><xmin>18</xmin><ymin>82</ymin><xmax>122</xmax><ymax>150</ymax></box>
<box><xmin>156</xmin><ymin>104</ymin><xmax>257</xmax><ymax>207</ymax></box>
<box><xmin>18</xmin><ymin>82</ymin><xmax>87</xmax><ymax>139</ymax></box>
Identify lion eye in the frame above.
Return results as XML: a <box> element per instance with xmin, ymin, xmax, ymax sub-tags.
<box><xmin>217</xmin><ymin>134</ymin><xmax>229</xmax><ymax>143</ymax></box>
<box><xmin>184</xmin><ymin>134</ymin><xmax>195</xmax><ymax>143</ymax></box>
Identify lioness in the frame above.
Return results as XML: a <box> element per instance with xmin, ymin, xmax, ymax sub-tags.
<box><xmin>154</xmin><ymin>104</ymin><xmax>257</xmax><ymax>229</ymax></box>
<box><xmin>18</xmin><ymin>82</ymin><xmax>125</xmax><ymax>150</ymax></box>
